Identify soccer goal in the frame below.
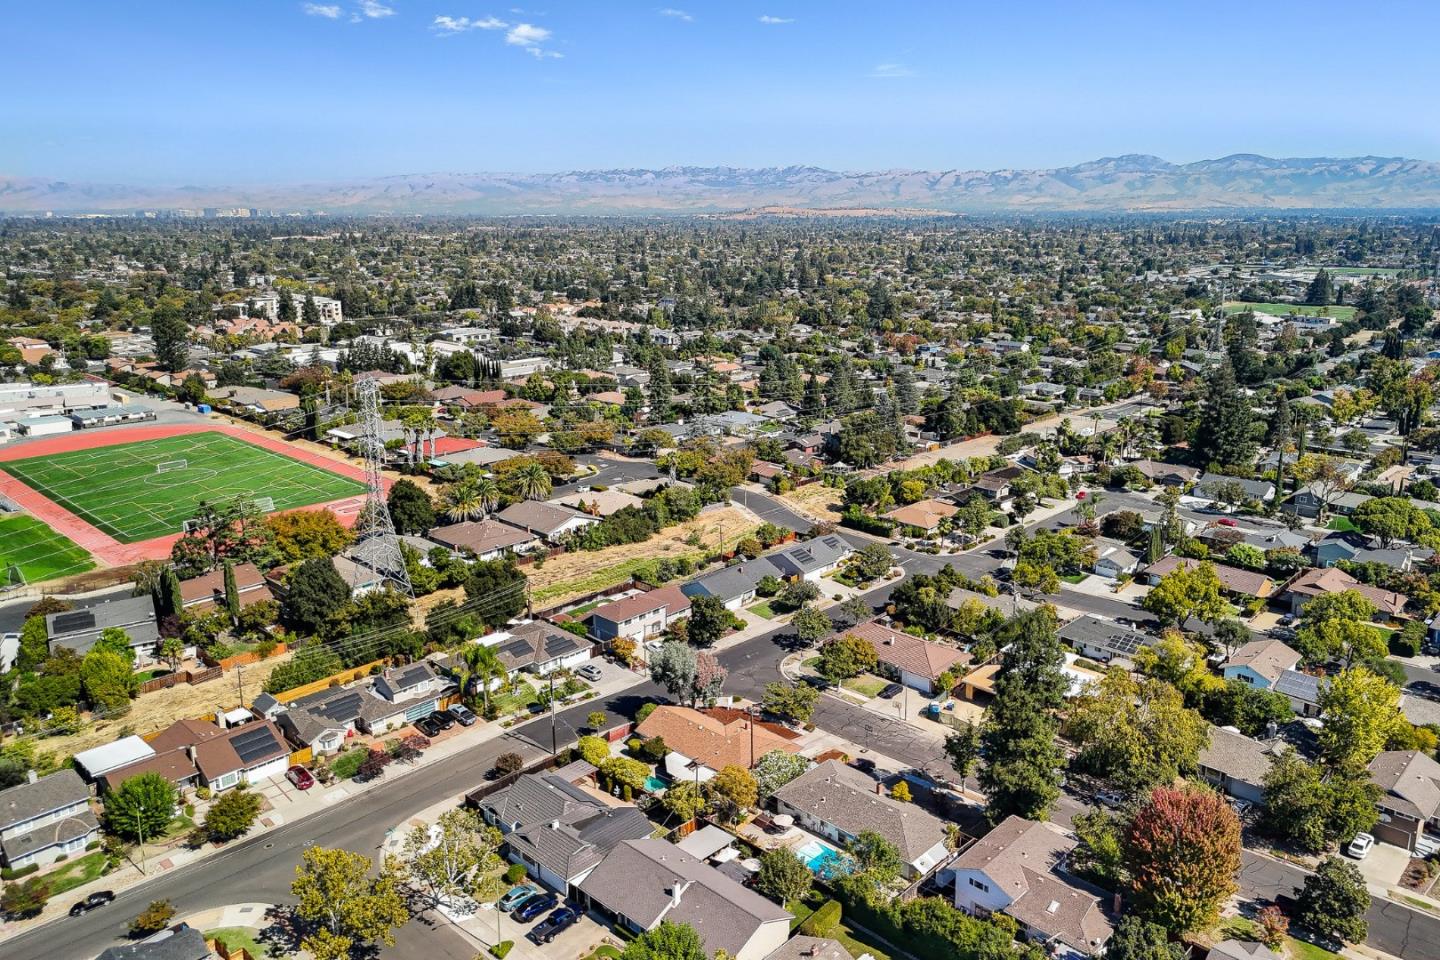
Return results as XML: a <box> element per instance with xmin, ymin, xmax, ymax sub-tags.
<box><xmin>1</xmin><ymin>564</ymin><xmax>26</xmax><ymax>592</ymax></box>
<box><xmin>250</xmin><ymin>497</ymin><xmax>276</xmax><ymax>513</ymax></box>
<box><xmin>156</xmin><ymin>459</ymin><xmax>188</xmax><ymax>474</ymax></box>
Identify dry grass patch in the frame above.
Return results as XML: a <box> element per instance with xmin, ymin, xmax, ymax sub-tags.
<box><xmin>529</xmin><ymin>507</ymin><xmax>758</xmax><ymax>605</ymax></box>
<box><xmin>32</xmin><ymin>653</ymin><xmax>289</xmax><ymax>762</ymax></box>
<box><xmin>779</xmin><ymin>483</ymin><xmax>844</xmax><ymax>522</ymax></box>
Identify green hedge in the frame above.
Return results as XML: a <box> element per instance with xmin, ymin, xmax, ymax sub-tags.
<box><xmin>504</xmin><ymin>863</ymin><xmax>527</xmax><ymax>883</ymax></box>
<box><xmin>797</xmin><ymin>899</ymin><xmax>842</xmax><ymax>938</ymax></box>
<box><xmin>1</xmin><ymin>862</ymin><xmax>39</xmax><ymax>881</ymax></box>
<box><xmin>837</xmin><ymin>887</ymin><xmax>1014</xmax><ymax>960</ymax></box>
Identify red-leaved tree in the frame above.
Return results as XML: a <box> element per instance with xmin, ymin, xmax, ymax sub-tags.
<box><xmin>1124</xmin><ymin>785</ymin><xmax>1241</xmax><ymax>933</ymax></box>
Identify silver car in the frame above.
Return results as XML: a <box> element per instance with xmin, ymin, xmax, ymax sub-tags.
<box><xmin>576</xmin><ymin>663</ymin><xmax>603</xmax><ymax>682</ymax></box>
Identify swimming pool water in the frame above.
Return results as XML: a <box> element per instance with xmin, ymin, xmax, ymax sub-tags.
<box><xmin>644</xmin><ymin>775</ymin><xmax>667</xmax><ymax>793</ymax></box>
<box><xmin>795</xmin><ymin>838</ymin><xmax>847</xmax><ymax>876</ymax></box>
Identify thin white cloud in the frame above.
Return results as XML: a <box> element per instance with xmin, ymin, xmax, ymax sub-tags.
<box><xmin>303</xmin><ymin>3</ymin><xmax>342</xmax><ymax>17</ymax></box>
<box><xmin>505</xmin><ymin>22</ymin><xmax>550</xmax><ymax>46</ymax></box>
<box><xmin>358</xmin><ymin>0</ymin><xmax>395</xmax><ymax>18</ymax></box>
<box><xmin>432</xmin><ymin>14</ymin><xmax>507</xmax><ymax>33</ymax></box>
<box><xmin>758</xmin><ymin>15</ymin><xmax>794</xmax><ymax>24</ymax></box>
<box><xmin>869</xmin><ymin>62</ymin><xmax>915</xmax><ymax>78</ymax></box>
<box><xmin>524</xmin><ymin>46</ymin><xmax>563</xmax><ymax>58</ymax></box>
<box><xmin>659</xmin><ymin>8</ymin><xmax>693</xmax><ymax>20</ymax></box>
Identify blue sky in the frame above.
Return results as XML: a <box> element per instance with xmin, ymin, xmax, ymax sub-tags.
<box><xmin>5</xmin><ymin>1</ymin><xmax>1439</xmax><ymax>183</ymax></box>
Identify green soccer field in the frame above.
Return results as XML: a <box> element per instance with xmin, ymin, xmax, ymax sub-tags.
<box><xmin>1222</xmin><ymin>301</ymin><xmax>1357</xmax><ymax>321</ymax></box>
<box><xmin>0</xmin><ymin>514</ymin><xmax>95</xmax><ymax>584</ymax></box>
<box><xmin>0</xmin><ymin>433</ymin><xmax>367</xmax><ymax>543</ymax></box>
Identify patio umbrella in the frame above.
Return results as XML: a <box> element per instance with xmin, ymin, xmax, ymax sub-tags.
<box><xmin>771</xmin><ymin>814</ymin><xmax>794</xmax><ymax>828</ymax></box>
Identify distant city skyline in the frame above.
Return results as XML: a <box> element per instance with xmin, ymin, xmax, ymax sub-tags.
<box><xmin>5</xmin><ymin>1</ymin><xmax>1439</xmax><ymax>184</ymax></box>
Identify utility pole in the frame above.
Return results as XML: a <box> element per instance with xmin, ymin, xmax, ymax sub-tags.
<box><xmin>549</xmin><ymin>672</ymin><xmax>558</xmax><ymax>757</ymax></box>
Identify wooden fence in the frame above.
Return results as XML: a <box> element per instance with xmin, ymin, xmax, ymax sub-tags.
<box><xmin>207</xmin><ymin>938</ymin><xmax>256</xmax><ymax>960</ymax></box>
<box><xmin>137</xmin><ymin>665</ymin><xmax>224</xmax><ymax>696</ymax></box>
<box><xmin>200</xmin><ymin>642</ymin><xmax>289</xmax><ymax>671</ymax></box>
<box><xmin>270</xmin><ymin>659</ymin><xmax>386</xmax><ymax>704</ymax></box>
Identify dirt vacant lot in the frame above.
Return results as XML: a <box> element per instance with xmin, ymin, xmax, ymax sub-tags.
<box><xmin>779</xmin><ymin>483</ymin><xmax>844</xmax><ymax>522</ymax></box>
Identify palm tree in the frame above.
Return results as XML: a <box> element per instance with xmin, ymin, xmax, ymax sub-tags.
<box><xmin>460</xmin><ymin>643</ymin><xmax>508</xmax><ymax>714</ymax></box>
<box><xmin>442</xmin><ymin>478</ymin><xmax>484</xmax><ymax>522</ymax></box>
<box><xmin>512</xmin><ymin>462</ymin><xmax>552</xmax><ymax>501</ymax></box>
<box><xmin>475</xmin><ymin>478</ymin><xmax>500</xmax><ymax>518</ymax></box>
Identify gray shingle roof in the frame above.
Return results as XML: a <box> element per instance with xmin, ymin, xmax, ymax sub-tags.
<box><xmin>505</xmin><ymin>804</ymin><xmax>652</xmax><ymax>882</ymax></box>
<box><xmin>774</xmin><ymin>760</ymin><xmax>947</xmax><ymax>862</ymax></box>
<box><xmin>0</xmin><ymin>769</ymin><xmax>89</xmax><ymax>831</ymax></box>
<box><xmin>577</xmin><ymin>839</ymin><xmax>790</xmax><ymax>959</ymax></box>
<box><xmin>483</xmin><ymin>772</ymin><xmax>601</xmax><ymax>828</ymax></box>
<box><xmin>96</xmin><ymin>925</ymin><xmax>211</xmax><ymax>960</ymax></box>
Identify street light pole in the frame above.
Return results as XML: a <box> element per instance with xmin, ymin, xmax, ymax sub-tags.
<box><xmin>548</xmin><ymin>672</ymin><xmax>557</xmax><ymax>757</ymax></box>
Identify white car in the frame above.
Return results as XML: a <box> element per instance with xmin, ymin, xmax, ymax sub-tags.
<box><xmin>1346</xmin><ymin>833</ymin><xmax>1375</xmax><ymax>860</ymax></box>
<box><xmin>576</xmin><ymin>663</ymin><xmax>603</xmax><ymax>682</ymax></box>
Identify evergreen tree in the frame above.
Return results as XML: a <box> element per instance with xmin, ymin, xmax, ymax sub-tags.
<box><xmin>222</xmin><ymin>561</ymin><xmax>240</xmax><ymax>622</ymax></box>
<box><xmin>1305</xmin><ymin>269</ymin><xmax>1334</xmax><ymax>306</ymax></box>
<box><xmin>277</xmin><ymin>288</ymin><xmax>297</xmax><ymax>322</ymax></box>
<box><xmin>647</xmin><ymin>357</ymin><xmax>672</xmax><ymax>419</ymax></box>
<box><xmin>302</xmin><ymin>294</ymin><xmax>320</xmax><ymax>326</ymax></box>
<box><xmin>1192</xmin><ymin>359</ymin><xmax>1255</xmax><ymax>468</ymax></box>
<box><xmin>978</xmin><ymin>609</ymin><xmax>1067</xmax><ymax>822</ymax></box>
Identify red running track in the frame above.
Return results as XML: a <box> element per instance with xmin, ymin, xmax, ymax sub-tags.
<box><xmin>0</xmin><ymin>424</ymin><xmax>375</xmax><ymax>567</ymax></box>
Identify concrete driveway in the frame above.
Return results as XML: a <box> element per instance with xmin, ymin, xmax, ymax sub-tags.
<box><xmin>457</xmin><ymin>901</ymin><xmax>614</xmax><ymax>960</ymax></box>
<box><xmin>1355</xmin><ymin>841</ymin><xmax>1412</xmax><ymax>894</ymax></box>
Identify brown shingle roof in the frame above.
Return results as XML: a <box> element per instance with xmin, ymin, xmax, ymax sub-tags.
<box><xmin>591</xmin><ymin>584</ymin><xmax>690</xmax><ymax>625</ymax></box>
<box><xmin>635</xmin><ymin>706</ymin><xmax>801</xmax><ymax>770</ymax></box>
<box><xmin>1144</xmin><ymin>556</ymin><xmax>1276</xmax><ymax>598</ymax></box>
<box><xmin>844</xmin><ymin>621</ymin><xmax>970</xmax><ymax>682</ymax></box>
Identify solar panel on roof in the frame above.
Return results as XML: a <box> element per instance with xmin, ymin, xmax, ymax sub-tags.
<box><xmin>1105</xmin><ymin>632</ymin><xmax>1143</xmax><ymax>656</ymax></box>
<box><xmin>230</xmin><ymin>726</ymin><xmax>280</xmax><ymax>764</ymax></box>
<box><xmin>53</xmin><ymin>611</ymin><xmax>96</xmax><ymax>633</ymax></box>
<box><xmin>499</xmin><ymin>638</ymin><xmax>532</xmax><ymax>659</ymax></box>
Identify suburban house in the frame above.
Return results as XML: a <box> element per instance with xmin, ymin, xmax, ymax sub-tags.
<box><xmin>128</xmin><ymin>718</ymin><xmax>290</xmax><ymax>793</ymax></box>
<box><xmin>1091</xmin><ymin>540</ymin><xmax>1141</xmax><ymax>580</ymax></box>
<box><xmin>1222</xmin><ymin>639</ymin><xmax>1302</xmax><ymax>691</ymax></box>
<box><xmin>842</xmin><ymin>621</ymin><xmax>970</xmax><ymax>696</ymax></box>
<box><xmin>1367</xmin><ymin>750</ymin><xmax>1440</xmax><ymax>852</ymax></box>
<box><xmin>271</xmin><ymin>685</ymin><xmax>366</xmax><ymax>756</ymax></box>
<box><xmin>478</xmin><ymin>620</ymin><xmax>594</xmax><ymax>678</ymax></box>
<box><xmin>589</xmin><ymin>584</ymin><xmax>691</xmax><ymax>645</ymax></box>
<box><xmin>366</xmin><ymin>661</ymin><xmax>453</xmax><ymax>732</ymax></box>
<box><xmin>480</xmin><ymin>768</ymin><xmax>653</xmax><ymax>894</ymax></box>
<box><xmin>1274</xmin><ymin>669</ymin><xmax>1327</xmax><ymax>718</ymax></box>
<box><xmin>1057</xmin><ymin>616</ymin><xmax>1155</xmax><ymax>664</ymax></box>
<box><xmin>682</xmin><ymin>536</ymin><xmax>853</xmax><ymax>610</ymax></box>
<box><xmin>1128</xmin><ymin>460</ymin><xmax>1200</xmax><ymax>487</ymax></box>
<box><xmin>72</xmin><ymin>736</ymin><xmax>158</xmax><ymax>784</ymax></box>
<box><xmin>550</xmin><ymin>489</ymin><xmax>647</xmax><ymax>517</ymax></box>
<box><xmin>635</xmin><ymin>706</ymin><xmax>803</xmax><ymax>784</ymax></box>
<box><xmin>1208</xmin><ymin>942</ymin><xmax>1282</xmax><ymax>960</ymax></box>
<box><xmin>1142</xmin><ymin>556</ymin><xmax>1276</xmax><ymax>600</ymax></box>
<box><xmin>764</xmin><ymin>937</ymin><xmax>855</xmax><ymax>960</ymax></box>
<box><xmin>1282</xmin><ymin>567</ymin><xmax>1408</xmax><ymax>619</ymax></box>
<box><xmin>428</xmin><ymin>519</ymin><xmax>541</xmax><ymax>561</ymax></box>
<box><xmin>772</xmin><ymin>760</ymin><xmax>950</xmax><ymax>878</ymax></box>
<box><xmin>495</xmin><ymin>500</ymin><xmax>600</xmax><ymax>543</ymax></box>
<box><xmin>1196</xmin><ymin>726</ymin><xmax>1275</xmax><ymax>805</ymax></box>
<box><xmin>577</xmin><ymin>839</ymin><xmax>792</xmax><ymax>960</ymax></box>
<box><xmin>45</xmin><ymin>595</ymin><xmax>160</xmax><ymax>659</ymax></box>
<box><xmin>0</xmin><ymin>769</ymin><xmax>100</xmax><ymax>870</ymax></box>
<box><xmin>951</xmin><ymin>814</ymin><xmax>1114</xmax><ymax>956</ymax></box>
<box><xmin>179</xmin><ymin>562</ymin><xmax>274</xmax><ymax>614</ymax></box>
<box><xmin>1193</xmin><ymin>473</ymin><xmax>1276</xmax><ymax>505</ymax></box>
<box><xmin>884</xmin><ymin>499</ymin><xmax>959</xmax><ymax>536</ymax></box>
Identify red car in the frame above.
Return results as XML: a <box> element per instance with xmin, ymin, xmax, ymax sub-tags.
<box><xmin>1216</xmin><ymin>517</ymin><xmax>1237</xmax><ymax>526</ymax></box>
<box><xmin>1075</xmin><ymin>490</ymin><xmax>1087</xmax><ymax>500</ymax></box>
<box><xmin>286</xmin><ymin>765</ymin><xmax>315</xmax><ymax>790</ymax></box>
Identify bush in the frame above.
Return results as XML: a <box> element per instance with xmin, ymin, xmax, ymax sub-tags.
<box><xmin>329</xmin><ymin>748</ymin><xmax>368</xmax><ymax>780</ymax></box>
<box><xmin>490</xmin><ymin>940</ymin><xmax>513</xmax><ymax>959</ymax></box>
<box><xmin>129</xmin><ymin>899</ymin><xmax>176</xmax><ymax>937</ymax></box>
<box><xmin>1</xmin><ymin>862</ymin><xmax>40</xmax><ymax>881</ymax></box>
<box><xmin>505</xmin><ymin>863</ymin><xmax>527</xmax><ymax>883</ymax></box>
<box><xmin>635</xmin><ymin>702</ymin><xmax>657</xmax><ymax>724</ymax></box>
<box><xmin>195</xmin><ymin>786</ymin><xmax>212</xmax><ymax>800</ymax></box>
<box><xmin>797</xmin><ymin>899</ymin><xmax>842</xmax><ymax>938</ymax></box>
<box><xmin>493</xmin><ymin>752</ymin><xmax>525</xmax><ymax>778</ymax></box>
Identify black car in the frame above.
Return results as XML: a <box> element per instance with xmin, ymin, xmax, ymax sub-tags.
<box><xmin>415</xmin><ymin>715</ymin><xmax>444</xmax><ymax>737</ymax></box>
<box><xmin>848</xmin><ymin>757</ymin><xmax>877</xmax><ymax>776</ymax></box>
<box><xmin>877</xmin><ymin>683</ymin><xmax>903</xmax><ymax>700</ymax></box>
<box><xmin>514</xmin><ymin>892</ymin><xmax>559</xmax><ymax>923</ymax></box>
<box><xmin>429</xmin><ymin>710</ymin><xmax>456</xmax><ymax>731</ymax></box>
<box><xmin>69</xmin><ymin>891</ymin><xmax>115</xmax><ymax>916</ymax></box>
<box><xmin>529</xmin><ymin>906</ymin><xmax>580</xmax><ymax>943</ymax></box>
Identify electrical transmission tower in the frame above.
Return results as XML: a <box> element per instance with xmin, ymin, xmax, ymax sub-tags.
<box><xmin>350</xmin><ymin>379</ymin><xmax>413</xmax><ymax>596</ymax></box>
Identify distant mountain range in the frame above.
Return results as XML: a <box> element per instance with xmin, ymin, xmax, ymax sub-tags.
<box><xmin>4</xmin><ymin>154</ymin><xmax>1440</xmax><ymax>215</ymax></box>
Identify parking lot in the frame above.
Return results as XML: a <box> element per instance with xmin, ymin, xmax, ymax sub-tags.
<box><xmin>458</xmin><ymin>897</ymin><xmax>616</xmax><ymax>960</ymax></box>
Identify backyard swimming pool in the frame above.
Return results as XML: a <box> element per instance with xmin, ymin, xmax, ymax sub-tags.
<box><xmin>794</xmin><ymin>837</ymin><xmax>848</xmax><ymax>878</ymax></box>
<box><xmin>644</xmin><ymin>775</ymin><xmax>668</xmax><ymax>793</ymax></box>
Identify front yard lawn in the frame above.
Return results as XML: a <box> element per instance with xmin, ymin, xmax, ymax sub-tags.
<box><xmin>1216</xmin><ymin>916</ymin><xmax>1340</xmax><ymax>960</ymax></box>
<box><xmin>1326</xmin><ymin>516</ymin><xmax>1359</xmax><ymax>532</ymax></box>
<box><xmin>748</xmin><ymin>601</ymin><xmax>777</xmax><ymax>619</ymax></box>
<box><xmin>842</xmin><ymin>673</ymin><xmax>890</xmax><ymax>698</ymax></box>
<box><xmin>329</xmin><ymin>747</ymin><xmax>369</xmax><ymax>780</ymax></box>
<box><xmin>39</xmin><ymin>851</ymin><xmax>107</xmax><ymax>897</ymax></box>
<box><xmin>205</xmin><ymin>927</ymin><xmax>276</xmax><ymax>958</ymax></box>
<box><xmin>1060</xmin><ymin>573</ymin><xmax>1088</xmax><ymax>584</ymax></box>
<box><xmin>492</xmin><ymin>680</ymin><xmax>541</xmax><ymax>716</ymax></box>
